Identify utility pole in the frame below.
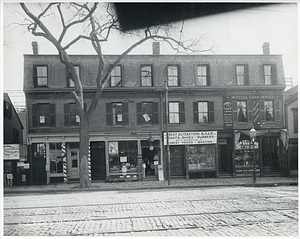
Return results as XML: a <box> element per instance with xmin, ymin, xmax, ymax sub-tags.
<box><xmin>165</xmin><ymin>83</ymin><xmax>171</xmax><ymax>185</ymax></box>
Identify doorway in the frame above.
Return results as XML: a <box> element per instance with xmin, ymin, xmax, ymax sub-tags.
<box><xmin>91</xmin><ymin>141</ymin><xmax>106</xmax><ymax>180</ymax></box>
<box><xmin>170</xmin><ymin>145</ymin><xmax>185</xmax><ymax>176</ymax></box>
<box><xmin>219</xmin><ymin>145</ymin><xmax>231</xmax><ymax>173</ymax></box>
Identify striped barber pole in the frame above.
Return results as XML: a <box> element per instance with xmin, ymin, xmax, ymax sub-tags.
<box><xmin>42</xmin><ymin>144</ymin><xmax>46</xmax><ymax>159</ymax></box>
<box><xmin>88</xmin><ymin>145</ymin><xmax>92</xmax><ymax>182</ymax></box>
<box><xmin>253</xmin><ymin>101</ymin><xmax>260</xmax><ymax>126</ymax></box>
<box><xmin>61</xmin><ymin>143</ymin><xmax>68</xmax><ymax>183</ymax></box>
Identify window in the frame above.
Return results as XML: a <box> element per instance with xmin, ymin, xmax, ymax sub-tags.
<box><xmin>233</xmin><ymin>101</ymin><xmax>247</xmax><ymax>122</ymax></box>
<box><xmin>141</xmin><ymin>65</ymin><xmax>153</xmax><ymax>86</ymax></box>
<box><xmin>263</xmin><ymin>64</ymin><xmax>276</xmax><ymax>85</ymax></box>
<box><xmin>110</xmin><ymin>65</ymin><xmax>122</xmax><ymax>87</ymax></box>
<box><xmin>264</xmin><ymin>101</ymin><xmax>274</xmax><ymax>121</ymax></box>
<box><xmin>32</xmin><ymin>103</ymin><xmax>56</xmax><ymax>127</ymax></box>
<box><xmin>167</xmin><ymin>65</ymin><xmax>179</xmax><ymax>86</ymax></box>
<box><xmin>193</xmin><ymin>101</ymin><xmax>214</xmax><ymax>123</ymax></box>
<box><xmin>292</xmin><ymin>108</ymin><xmax>298</xmax><ymax>133</ymax></box>
<box><xmin>168</xmin><ymin>102</ymin><xmax>185</xmax><ymax>124</ymax></box>
<box><xmin>236</xmin><ymin>64</ymin><xmax>249</xmax><ymax>85</ymax></box>
<box><xmin>106</xmin><ymin>102</ymin><xmax>129</xmax><ymax>125</ymax></box>
<box><xmin>4</xmin><ymin>101</ymin><xmax>12</xmax><ymax>118</ymax></box>
<box><xmin>67</xmin><ymin>66</ymin><xmax>80</xmax><ymax>87</ymax></box>
<box><xmin>196</xmin><ymin>64</ymin><xmax>210</xmax><ymax>86</ymax></box>
<box><xmin>137</xmin><ymin>102</ymin><xmax>159</xmax><ymax>125</ymax></box>
<box><xmin>50</xmin><ymin>143</ymin><xmax>63</xmax><ymax>174</ymax></box>
<box><xmin>64</xmin><ymin>103</ymin><xmax>80</xmax><ymax>126</ymax></box>
<box><xmin>34</xmin><ymin>65</ymin><xmax>48</xmax><ymax>87</ymax></box>
<box><xmin>32</xmin><ymin>143</ymin><xmax>45</xmax><ymax>157</ymax></box>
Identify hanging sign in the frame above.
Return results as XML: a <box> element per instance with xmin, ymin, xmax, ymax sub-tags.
<box><xmin>4</xmin><ymin>144</ymin><xmax>20</xmax><ymax>160</ymax></box>
<box><xmin>164</xmin><ymin>131</ymin><xmax>217</xmax><ymax>145</ymax></box>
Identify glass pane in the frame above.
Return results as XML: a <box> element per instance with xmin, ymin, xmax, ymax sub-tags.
<box><xmin>237</xmin><ymin>101</ymin><xmax>247</xmax><ymax>122</ymax></box>
<box><xmin>71</xmin><ymin>151</ymin><xmax>78</xmax><ymax>168</ymax></box>
<box><xmin>265</xmin><ymin>101</ymin><xmax>274</xmax><ymax>121</ymax></box>
<box><xmin>198</xmin><ymin>102</ymin><xmax>208</xmax><ymax>122</ymax></box>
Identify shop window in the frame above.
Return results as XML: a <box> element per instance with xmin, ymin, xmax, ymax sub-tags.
<box><xmin>167</xmin><ymin>65</ymin><xmax>180</xmax><ymax>86</ymax></box>
<box><xmin>233</xmin><ymin>101</ymin><xmax>247</xmax><ymax>122</ymax></box>
<box><xmin>137</xmin><ymin>102</ymin><xmax>159</xmax><ymax>125</ymax></box>
<box><xmin>32</xmin><ymin>103</ymin><xmax>56</xmax><ymax>127</ymax></box>
<box><xmin>193</xmin><ymin>101</ymin><xmax>214</xmax><ymax>123</ymax></box>
<box><xmin>67</xmin><ymin>65</ymin><xmax>80</xmax><ymax>87</ymax></box>
<box><xmin>264</xmin><ymin>101</ymin><xmax>274</xmax><ymax>121</ymax></box>
<box><xmin>50</xmin><ymin>143</ymin><xmax>63</xmax><ymax>174</ymax></box>
<box><xmin>106</xmin><ymin>102</ymin><xmax>129</xmax><ymax>126</ymax></box>
<box><xmin>110</xmin><ymin>65</ymin><xmax>122</xmax><ymax>87</ymax></box>
<box><xmin>196</xmin><ymin>64</ymin><xmax>210</xmax><ymax>86</ymax></box>
<box><xmin>71</xmin><ymin>150</ymin><xmax>78</xmax><ymax>168</ymax></box>
<box><xmin>186</xmin><ymin>145</ymin><xmax>216</xmax><ymax>170</ymax></box>
<box><xmin>141</xmin><ymin>65</ymin><xmax>153</xmax><ymax>86</ymax></box>
<box><xmin>263</xmin><ymin>64</ymin><xmax>277</xmax><ymax>85</ymax></box>
<box><xmin>168</xmin><ymin>101</ymin><xmax>185</xmax><ymax>124</ymax></box>
<box><xmin>108</xmin><ymin>141</ymin><xmax>138</xmax><ymax>174</ymax></box>
<box><xmin>64</xmin><ymin>103</ymin><xmax>80</xmax><ymax>126</ymax></box>
<box><xmin>292</xmin><ymin>108</ymin><xmax>298</xmax><ymax>133</ymax></box>
<box><xmin>32</xmin><ymin>143</ymin><xmax>46</xmax><ymax>157</ymax></box>
<box><xmin>236</xmin><ymin>64</ymin><xmax>249</xmax><ymax>85</ymax></box>
<box><xmin>4</xmin><ymin>101</ymin><xmax>12</xmax><ymax>119</ymax></box>
<box><xmin>33</xmin><ymin>65</ymin><xmax>48</xmax><ymax>87</ymax></box>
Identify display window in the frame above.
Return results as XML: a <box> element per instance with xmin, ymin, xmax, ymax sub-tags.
<box><xmin>50</xmin><ymin>143</ymin><xmax>63</xmax><ymax>174</ymax></box>
<box><xmin>187</xmin><ymin>144</ymin><xmax>216</xmax><ymax>170</ymax></box>
<box><xmin>109</xmin><ymin>141</ymin><xmax>138</xmax><ymax>174</ymax></box>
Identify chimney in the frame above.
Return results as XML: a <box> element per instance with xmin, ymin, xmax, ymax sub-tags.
<box><xmin>152</xmin><ymin>42</ymin><xmax>160</xmax><ymax>55</ymax></box>
<box><xmin>32</xmin><ymin>41</ymin><xmax>39</xmax><ymax>55</ymax></box>
<box><xmin>262</xmin><ymin>42</ymin><xmax>270</xmax><ymax>55</ymax></box>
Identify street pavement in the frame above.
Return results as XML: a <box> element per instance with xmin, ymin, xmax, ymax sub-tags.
<box><xmin>3</xmin><ymin>184</ymin><xmax>298</xmax><ymax>237</ymax></box>
<box><xmin>3</xmin><ymin>176</ymin><xmax>298</xmax><ymax>194</ymax></box>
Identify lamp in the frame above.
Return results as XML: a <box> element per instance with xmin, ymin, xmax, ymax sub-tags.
<box><xmin>250</xmin><ymin>126</ymin><xmax>256</xmax><ymax>142</ymax></box>
<box><xmin>148</xmin><ymin>133</ymin><xmax>154</xmax><ymax>150</ymax></box>
<box><xmin>250</xmin><ymin>126</ymin><xmax>257</xmax><ymax>183</ymax></box>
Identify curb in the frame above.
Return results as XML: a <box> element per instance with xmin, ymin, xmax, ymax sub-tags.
<box><xmin>4</xmin><ymin>181</ymin><xmax>298</xmax><ymax>195</ymax></box>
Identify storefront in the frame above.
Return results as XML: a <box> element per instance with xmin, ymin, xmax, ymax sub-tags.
<box><xmin>164</xmin><ymin>131</ymin><xmax>218</xmax><ymax>179</ymax></box>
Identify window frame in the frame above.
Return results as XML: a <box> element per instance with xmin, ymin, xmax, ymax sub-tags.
<box><xmin>235</xmin><ymin>64</ymin><xmax>249</xmax><ymax>86</ymax></box>
<box><xmin>168</xmin><ymin>101</ymin><xmax>185</xmax><ymax>124</ymax></box>
<box><xmin>137</xmin><ymin>102</ymin><xmax>159</xmax><ymax>125</ymax></box>
<box><xmin>49</xmin><ymin>143</ymin><xmax>63</xmax><ymax>174</ymax></box>
<box><xmin>32</xmin><ymin>103</ymin><xmax>56</xmax><ymax>127</ymax></box>
<box><xmin>263</xmin><ymin>64</ymin><xmax>276</xmax><ymax>85</ymax></box>
<box><xmin>264</xmin><ymin>100</ymin><xmax>275</xmax><ymax>122</ymax></box>
<box><xmin>235</xmin><ymin>101</ymin><xmax>247</xmax><ymax>122</ymax></box>
<box><xmin>110</xmin><ymin>65</ymin><xmax>122</xmax><ymax>87</ymax></box>
<box><xmin>67</xmin><ymin>65</ymin><xmax>80</xmax><ymax>88</ymax></box>
<box><xmin>140</xmin><ymin>64</ymin><xmax>153</xmax><ymax>87</ymax></box>
<box><xmin>64</xmin><ymin>103</ymin><xmax>80</xmax><ymax>127</ymax></box>
<box><xmin>196</xmin><ymin>64</ymin><xmax>210</xmax><ymax>86</ymax></box>
<box><xmin>34</xmin><ymin>65</ymin><xmax>48</xmax><ymax>88</ymax></box>
<box><xmin>106</xmin><ymin>102</ymin><xmax>129</xmax><ymax>126</ymax></box>
<box><xmin>167</xmin><ymin>64</ymin><xmax>180</xmax><ymax>86</ymax></box>
<box><xmin>193</xmin><ymin>101</ymin><xmax>214</xmax><ymax>123</ymax></box>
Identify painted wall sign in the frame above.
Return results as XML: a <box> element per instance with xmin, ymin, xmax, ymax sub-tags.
<box><xmin>224</xmin><ymin>94</ymin><xmax>282</xmax><ymax>101</ymax></box>
<box><xmin>164</xmin><ymin>131</ymin><xmax>217</xmax><ymax>145</ymax></box>
<box><xmin>223</xmin><ymin>101</ymin><xmax>233</xmax><ymax>128</ymax></box>
<box><xmin>4</xmin><ymin>144</ymin><xmax>20</xmax><ymax>160</ymax></box>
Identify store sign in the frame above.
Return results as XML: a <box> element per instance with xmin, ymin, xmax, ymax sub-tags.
<box><xmin>164</xmin><ymin>131</ymin><xmax>217</xmax><ymax>145</ymax></box>
<box><xmin>4</xmin><ymin>144</ymin><xmax>20</xmax><ymax>160</ymax></box>
<box><xmin>235</xmin><ymin>140</ymin><xmax>258</xmax><ymax>150</ymax></box>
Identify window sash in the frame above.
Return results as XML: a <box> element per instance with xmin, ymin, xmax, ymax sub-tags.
<box><xmin>169</xmin><ymin>102</ymin><xmax>179</xmax><ymax>123</ymax></box>
<box><xmin>264</xmin><ymin>100</ymin><xmax>274</xmax><ymax>121</ymax></box>
<box><xmin>198</xmin><ymin>102</ymin><xmax>208</xmax><ymax>123</ymax></box>
<box><xmin>237</xmin><ymin>101</ymin><xmax>247</xmax><ymax>122</ymax></box>
<box><xmin>236</xmin><ymin>65</ymin><xmax>245</xmax><ymax>85</ymax></box>
<box><xmin>112</xmin><ymin>103</ymin><xmax>123</xmax><ymax>125</ymax></box>
<box><xmin>35</xmin><ymin>66</ymin><xmax>48</xmax><ymax>87</ymax></box>
<box><xmin>196</xmin><ymin>65</ymin><xmax>207</xmax><ymax>86</ymax></box>
<box><xmin>141</xmin><ymin>65</ymin><xmax>152</xmax><ymax>86</ymax></box>
<box><xmin>167</xmin><ymin>65</ymin><xmax>179</xmax><ymax>86</ymax></box>
<box><xmin>68</xmin><ymin>66</ymin><xmax>80</xmax><ymax>87</ymax></box>
<box><xmin>110</xmin><ymin>65</ymin><xmax>122</xmax><ymax>87</ymax></box>
<box><xmin>264</xmin><ymin>65</ymin><xmax>272</xmax><ymax>85</ymax></box>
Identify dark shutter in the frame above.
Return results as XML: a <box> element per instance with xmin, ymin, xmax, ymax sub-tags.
<box><xmin>179</xmin><ymin>102</ymin><xmax>185</xmax><ymax>123</ymax></box>
<box><xmin>245</xmin><ymin>64</ymin><xmax>249</xmax><ymax>85</ymax></box>
<box><xmin>137</xmin><ymin>103</ymin><xmax>142</xmax><ymax>125</ymax></box>
<box><xmin>206</xmin><ymin>64</ymin><xmax>211</xmax><ymax>86</ymax></box>
<box><xmin>32</xmin><ymin>104</ymin><xmax>38</xmax><ymax>127</ymax></box>
<box><xmin>248</xmin><ymin>100</ymin><xmax>253</xmax><ymax>122</ymax></box>
<box><xmin>106</xmin><ymin>103</ymin><xmax>112</xmax><ymax>126</ymax></box>
<box><xmin>260</xmin><ymin>101</ymin><xmax>266</xmax><ymax>121</ymax></box>
<box><xmin>193</xmin><ymin>102</ymin><xmax>199</xmax><ymax>123</ymax></box>
<box><xmin>122</xmin><ymin>103</ymin><xmax>129</xmax><ymax>125</ymax></box>
<box><xmin>49</xmin><ymin>104</ymin><xmax>56</xmax><ymax>127</ymax></box>
<box><xmin>163</xmin><ymin>103</ymin><xmax>167</xmax><ymax>124</ymax></box>
<box><xmin>271</xmin><ymin>64</ymin><xmax>277</xmax><ymax>85</ymax></box>
<box><xmin>209</xmin><ymin>101</ymin><xmax>214</xmax><ymax>123</ymax></box>
<box><xmin>232</xmin><ymin>101</ymin><xmax>238</xmax><ymax>122</ymax></box>
<box><xmin>33</xmin><ymin>66</ymin><xmax>37</xmax><ymax>88</ymax></box>
<box><xmin>275</xmin><ymin>100</ymin><xmax>281</xmax><ymax>121</ymax></box>
<box><xmin>153</xmin><ymin>102</ymin><xmax>159</xmax><ymax>124</ymax></box>
<box><xmin>64</xmin><ymin>104</ymin><xmax>70</xmax><ymax>126</ymax></box>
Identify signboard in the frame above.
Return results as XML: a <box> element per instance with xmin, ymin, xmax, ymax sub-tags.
<box><xmin>223</xmin><ymin>101</ymin><xmax>233</xmax><ymax>128</ymax></box>
<box><xmin>4</xmin><ymin>144</ymin><xmax>20</xmax><ymax>160</ymax></box>
<box><xmin>164</xmin><ymin>131</ymin><xmax>217</xmax><ymax>145</ymax></box>
<box><xmin>224</xmin><ymin>94</ymin><xmax>282</xmax><ymax>101</ymax></box>
<box><xmin>235</xmin><ymin>140</ymin><xmax>258</xmax><ymax>150</ymax></box>
<box><xmin>108</xmin><ymin>142</ymin><xmax>118</xmax><ymax>155</ymax></box>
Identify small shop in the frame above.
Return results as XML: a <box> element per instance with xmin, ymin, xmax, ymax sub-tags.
<box><xmin>164</xmin><ymin>131</ymin><xmax>218</xmax><ymax>178</ymax></box>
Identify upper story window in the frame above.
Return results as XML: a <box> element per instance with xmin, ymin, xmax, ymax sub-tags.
<box><xmin>141</xmin><ymin>65</ymin><xmax>153</xmax><ymax>86</ymax></box>
<box><xmin>32</xmin><ymin>103</ymin><xmax>56</xmax><ymax>127</ymax></box>
<box><xmin>264</xmin><ymin>101</ymin><xmax>274</xmax><ymax>121</ymax></box>
<box><xmin>167</xmin><ymin>65</ymin><xmax>179</xmax><ymax>86</ymax></box>
<box><xmin>4</xmin><ymin>101</ymin><xmax>12</xmax><ymax>119</ymax></box>
<box><xmin>67</xmin><ymin>66</ymin><xmax>80</xmax><ymax>87</ymax></box>
<box><xmin>137</xmin><ymin>102</ymin><xmax>159</xmax><ymax>125</ymax></box>
<box><xmin>232</xmin><ymin>101</ymin><xmax>247</xmax><ymax>122</ymax></box>
<box><xmin>196</xmin><ymin>64</ymin><xmax>210</xmax><ymax>86</ymax></box>
<box><xmin>64</xmin><ymin>103</ymin><xmax>80</xmax><ymax>126</ymax></box>
<box><xmin>106</xmin><ymin>102</ymin><xmax>128</xmax><ymax>125</ymax></box>
<box><xmin>292</xmin><ymin>108</ymin><xmax>298</xmax><ymax>133</ymax></box>
<box><xmin>193</xmin><ymin>101</ymin><xmax>214</xmax><ymax>123</ymax></box>
<box><xmin>263</xmin><ymin>64</ymin><xmax>276</xmax><ymax>85</ymax></box>
<box><xmin>110</xmin><ymin>65</ymin><xmax>122</xmax><ymax>87</ymax></box>
<box><xmin>168</xmin><ymin>101</ymin><xmax>185</xmax><ymax>124</ymax></box>
<box><xmin>236</xmin><ymin>64</ymin><xmax>249</xmax><ymax>85</ymax></box>
<box><xmin>34</xmin><ymin>65</ymin><xmax>48</xmax><ymax>87</ymax></box>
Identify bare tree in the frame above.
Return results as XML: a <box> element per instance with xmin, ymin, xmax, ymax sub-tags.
<box><xmin>20</xmin><ymin>2</ymin><xmax>211</xmax><ymax>188</ymax></box>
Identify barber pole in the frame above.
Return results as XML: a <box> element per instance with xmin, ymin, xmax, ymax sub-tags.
<box><xmin>61</xmin><ymin>143</ymin><xmax>67</xmax><ymax>183</ymax></box>
<box><xmin>253</xmin><ymin>101</ymin><xmax>260</xmax><ymax>126</ymax></box>
<box><xmin>42</xmin><ymin>144</ymin><xmax>46</xmax><ymax>159</ymax></box>
<box><xmin>88</xmin><ymin>145</ymin><xmax>91</xmax><ymax>182</ymax></box>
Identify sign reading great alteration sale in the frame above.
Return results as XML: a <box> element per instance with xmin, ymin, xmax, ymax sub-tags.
<box><xmin>164</xmin><ymin>131</ymin><xmax>217</xmax><ymax>145</ymax></box>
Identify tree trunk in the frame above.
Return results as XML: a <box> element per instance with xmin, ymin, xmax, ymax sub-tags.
<box><xmin>79</xmin><ymin>112</ymin><xmax>91</xmax><ymax>188</ymax></box>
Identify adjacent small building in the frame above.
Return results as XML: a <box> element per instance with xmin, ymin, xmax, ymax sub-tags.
<box><xmin>24</xmin><ymin>41</ymin><xmax>288</xmax><ymax>185</ymax></box>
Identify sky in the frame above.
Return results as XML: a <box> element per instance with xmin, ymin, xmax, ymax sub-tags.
<box><xmin>1</xmin><ymin>2</ymin><xmax>298</xmax><ymax>106</ymax></box>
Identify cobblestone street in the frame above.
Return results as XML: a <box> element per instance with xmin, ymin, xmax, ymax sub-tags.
<box><xmin>3</xmin><ymin>185</ymin><xmax>298</xmax><ymax>237</ymax></box>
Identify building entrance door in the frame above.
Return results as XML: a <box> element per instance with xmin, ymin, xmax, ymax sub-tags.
<box><xmin>170</xmin><ymin>145</ymin><xmax>185</xmax><ymax>176</ymax></box>
<box><xmin>91</xmin><ymin>142</ymin><xmax>106</xmax><ymax>180</ymax></box>
<box><xmin>68</xmin><ymin>149</ymin><xmax>79</xmax><ymax>179</ymax></box>
<box><xmin>219</xmin><ymin>145</ymin><xmax>230</xmax><ymax>173</ymax></box>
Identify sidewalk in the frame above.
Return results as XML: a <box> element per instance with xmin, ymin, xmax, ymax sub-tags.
<box><xmin>3</xmin><ymin>176</ymin><xmax>298</xmax><ymax>195</ymax></box>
